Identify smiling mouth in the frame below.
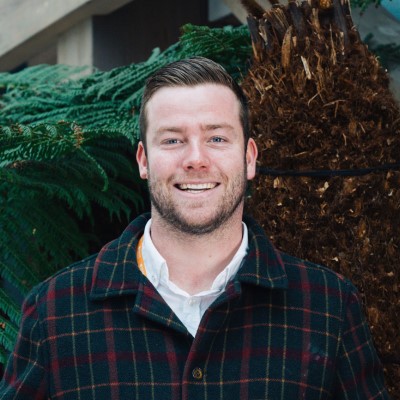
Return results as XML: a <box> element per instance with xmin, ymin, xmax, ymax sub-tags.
<box><xmin>176</xmin><ymin>183</ymin><xmax>218</xmax><ymax>193</ymax></box>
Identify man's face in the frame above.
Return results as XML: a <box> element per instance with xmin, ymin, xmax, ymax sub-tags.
<box><xmin>136</xmin><ymin>83</ymin><xmax>257</xmax><ymax>235</ymax></box>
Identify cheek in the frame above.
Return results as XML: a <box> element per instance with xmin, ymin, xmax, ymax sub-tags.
<box><xmin>148</xmin><ymin>155</ymin><xmax>176</xmax><ymax>179</ymax></box>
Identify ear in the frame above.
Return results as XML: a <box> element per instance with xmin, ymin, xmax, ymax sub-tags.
<box><xmin>136</xmin><ymin>141</ymin><xmax>148</xmax><ymax>179</ymax></box>
<box><xmin>246</xmin><ymin>138</ymin><xmax>258</xmax><ymax>180</ymax></box>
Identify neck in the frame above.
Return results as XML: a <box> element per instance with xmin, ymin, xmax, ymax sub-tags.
<box><xmin>149</xmin><ymin>210</ymin><xmax>244</xmax><ymax>294</ymax></box>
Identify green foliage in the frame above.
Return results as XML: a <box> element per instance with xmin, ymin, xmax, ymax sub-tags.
<box><xmin>351</xmin><ymin>0</ymin><xmax>385</xmax><ymax>11</ymax></box>
<box><xmin>364</xmin><ymin>33</ymin><xmax>400</xmax><ymax>70</ymax></box>
<box><xmin>0</xmin><ymin>122</ymin><xmax>144</xmax><ymax>358</ymax></box>
<box><xmin>0</xmin><ymin>123</ymin><xmax>143</xmax><ymax>275</ymax></box>
<box><xmin>0</xmin><ymin>24</ymin><xmax>252</xmax><ymax>363</ymax></box>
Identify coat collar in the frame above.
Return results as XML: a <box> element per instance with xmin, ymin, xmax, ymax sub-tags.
<box><xmin>90</xmin><ymin>213</ymin><xmax>288</xmax><ymax>300</ymax></box>
<box><xmin>239</xmin><ymin>215</ymin><xmax>288</xmax><ymax>289</ymax></box>
<box><xmin>90</xmin><ymin>213</ymin><xmax>149</xmax><ymax>300</ymax></box>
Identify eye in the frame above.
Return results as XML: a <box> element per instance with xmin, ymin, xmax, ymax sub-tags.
<box><xmin>162</xmin><ymin>138</ymin><xmax>181</xmax><ymax>145</ymax></box>
<box><xmin>210</xmin><ymin>136</ymin><xmax>226</xmax><ymax>143</ymax></box>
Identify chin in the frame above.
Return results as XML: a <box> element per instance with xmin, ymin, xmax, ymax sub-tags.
<box><xmin>173</xmin><ymin>210</ymin><xmax>236</xmax><ymax>236</ymax></box>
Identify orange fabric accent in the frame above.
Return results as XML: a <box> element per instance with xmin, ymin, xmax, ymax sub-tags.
<box><xmin>136</xmin><ymin>235</ymin><xmax>147</xmax><ymax>277</ymax></box>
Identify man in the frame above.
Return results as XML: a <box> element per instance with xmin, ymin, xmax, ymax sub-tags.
<box><xmin>0</xmin><ymin>57</ymin><xmax>389</xmax><ymax>399</ymax></box>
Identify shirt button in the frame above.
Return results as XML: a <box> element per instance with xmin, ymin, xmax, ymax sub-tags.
<box><xmin>192</xmin><ymin>367</ymin><xmax>203</xmax><ymax>380</ymax></box>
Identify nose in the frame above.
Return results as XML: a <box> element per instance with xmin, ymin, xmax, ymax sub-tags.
<box><xmin>182</xmin><ymin>141</ymin><xmax>210</xmax><ymax>171</ymax></box>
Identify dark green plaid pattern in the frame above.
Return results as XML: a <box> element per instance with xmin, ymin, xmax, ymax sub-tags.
<box><xmin>0</xmin><ymin>214</ymin><xmax>389</xmax><ymax>399</ymax></box>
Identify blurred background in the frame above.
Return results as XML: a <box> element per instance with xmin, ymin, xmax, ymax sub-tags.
<box><xmin>0</xmin><ymin>0</ymin><xmax>399</xmax><ymax>100</ymax></box>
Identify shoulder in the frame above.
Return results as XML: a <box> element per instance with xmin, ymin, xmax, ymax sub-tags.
<box><xmin>243</xmin><ymin>215</ymin><xmax>357</xmax><ymax>298</ymax></box>
<box><xmin>278</xmin><ymin>250</ymin><xmax>359</xmax><ymax>315</ymax></box>
<box><xmin>280</xmin><ymin>250</ymin><xmax>353</xmax><ymax>289</ymax></box>
<box><xmin>24</xmin><ymin>253</ymin><xmax>97</xmax><ymax>310</ymax></box>
<box><xmin>25</xmin><ymin>213</ymin><xmax>151</xmax><ymax>308</ymax></box>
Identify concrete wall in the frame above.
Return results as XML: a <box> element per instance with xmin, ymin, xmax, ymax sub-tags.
<box><xmin>0</xmin><ymin>0</ymin><xmax>133</xmax><ymax>71</ymax></box>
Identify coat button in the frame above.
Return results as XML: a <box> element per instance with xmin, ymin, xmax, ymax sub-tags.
<box><xmin>192</xmin><ymin>367</ymin><xmax>203</xmax><ymax>380</ymax></box>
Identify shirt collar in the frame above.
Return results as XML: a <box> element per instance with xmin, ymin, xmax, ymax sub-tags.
<box><xmin>90</xmin><ymin>213</ymin><xmax>288</xmax><ymax>300</ymax></box>
<box><xmin>141</xmin><ymin>219</ymin><xmax>249</xmax><ymax>294</ymax></box>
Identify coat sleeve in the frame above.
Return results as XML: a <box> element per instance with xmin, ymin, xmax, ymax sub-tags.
<box><xmin>0</xmin><ymin>287</ymin><xmax>47</xmax><ymax>399</ymax></box>
<box><xmin>334</xmin><ymin>281</ymin><xmax>391</xmax><ymax>399</ymax></box>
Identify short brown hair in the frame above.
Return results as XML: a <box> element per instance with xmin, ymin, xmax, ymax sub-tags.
<box><xmin>139</xmin><ymin>57</ymin><xmax>250</xmax><ymax>149</ymax></box>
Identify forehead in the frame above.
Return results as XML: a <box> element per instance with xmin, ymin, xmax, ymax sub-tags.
<box><xmin>145</xmin><ymin>84</ymin><xmax>241</xmax><ymax>121</ymax></box>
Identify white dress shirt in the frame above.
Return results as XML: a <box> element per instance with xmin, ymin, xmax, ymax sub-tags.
<box><xmin>141</xmin><ymin>219</ymin><xmax>248</xmax><ymax>337</ymax></box>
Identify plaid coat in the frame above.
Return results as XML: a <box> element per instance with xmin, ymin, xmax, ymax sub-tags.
<box><xmin>0</xmin><ymin>214</ymin><xmax>389</xmax><ymax>399</ymax></box>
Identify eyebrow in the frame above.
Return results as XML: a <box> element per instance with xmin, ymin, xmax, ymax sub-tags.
<box><xmin>204</xmin><ymin>123</ymin><xmax>235</xmax><ymax>130</ymax></box>
<box><xmin>154</xmin><ymin>123</ymin><xmax>237</xmax><ymax>138</ymax></box>
<box><xmin>155</xmin><ymin>126</ymin><xmax>183</xmax><ymax>134</ymax></box>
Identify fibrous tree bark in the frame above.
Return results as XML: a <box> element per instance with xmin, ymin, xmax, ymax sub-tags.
<box><xmin>240</xmin><ymin>0</ymin><xmax>400</xmax><ymax>396</ymax></box>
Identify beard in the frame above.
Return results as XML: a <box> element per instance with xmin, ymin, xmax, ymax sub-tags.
<box><xmin>147</xmin><ymin>167</ymin><xmax>247</xmax><ymax>236</ymax></box>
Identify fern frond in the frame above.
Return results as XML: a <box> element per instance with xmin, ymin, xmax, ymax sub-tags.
<box><xmin>0</xmin><ymin>346</ymin><xmax>9</xmax><ymax>365</ymax></box>
<box><xmin>0</xmin><ymin>289</ymin><xmax>22</xmax><ymax>326</ymax></box>
<box><xmin>351</xmin><ymin>0</ymin><xmax>383</xmax><ymax>11</ymax></box>
<box><xmin>0</xmin><ymin>314</ymin><xmax>19</xmax><ymax>352</ymax></box>
<box><xmin>0</xmin><ymin>190</ymin><xmax>90</xmax><ymax>289</ymax></box>
<box><xmin>179</xmin><ymin>24</ymin><xmax>252</xmax><ymax>79</ymax></box>
<box><xmin>0</xmin><ymin>258</ymin><xmax>40</xmax><ymax>295</ymax></box>
<box><xmin>0</xmin><ymin>123</ymin><xmax>81</xmax><ymax>164</ymax></box>
<box><xmin>1</xmin><ymin>121</ymin><xmax>142</xmax><ymax>296</ymax></box>
<box><xmin>85</xmin><ymin>45</ymin><xmax>178</xmax><ymax>101</ymax></box>
<box><xmin>0</xmin><ymin>64</ymin><xmax>89</xmax><ymax>87</ymax></box>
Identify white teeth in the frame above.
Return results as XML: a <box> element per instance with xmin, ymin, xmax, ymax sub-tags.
<box><xmin>178</xmin><ymin>183</ymin><xmax>217</xmax><ymax>190</ymax></box>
